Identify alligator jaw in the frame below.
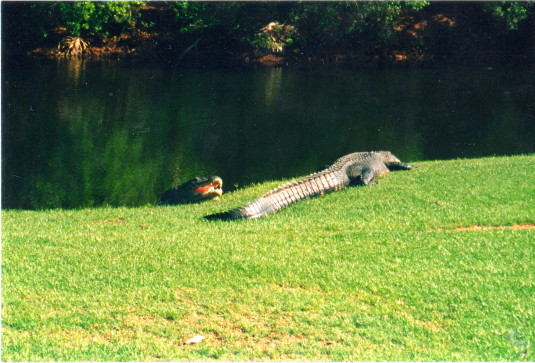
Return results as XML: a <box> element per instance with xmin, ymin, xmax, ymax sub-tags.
<box><xmin>193</xmin><ymin>176</ymin><xmax>223</xmax><ymax>198</ymax></box>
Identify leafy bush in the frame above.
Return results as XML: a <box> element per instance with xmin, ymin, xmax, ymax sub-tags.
<box><xmin>252</xmin><ymin>22</ymin><xmax>297</xmax><ymax>53</ymax></box>
<box><xmin>56</xmin><ymin>1</ymin><xmax>146</xmax><ymax>37</ymax></box>
<box><xmin>287</xmin><ymin>2</ymin><xmax>429</xmax><ymax>51</ymax></box>
<box><xmin>483</xmin><ymin>2</ymin><xmax>532</xmax><ymax>30</ymax></box>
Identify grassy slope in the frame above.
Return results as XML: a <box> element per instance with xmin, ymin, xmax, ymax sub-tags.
<box><xmin>2</xmin><ymin>154</ymin><xmax>534</xmax><ymax>362</ymax></box>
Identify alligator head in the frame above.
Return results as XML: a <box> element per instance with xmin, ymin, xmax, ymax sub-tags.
<box><xmin>160</xmin><ymin>176</ymin><xmax>223</xmax><ymax>205</ymax></box>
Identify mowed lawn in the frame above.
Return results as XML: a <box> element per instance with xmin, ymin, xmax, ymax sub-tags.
<box><xmin>2</xmin><ymin>154</ymin><xmax>534</xmax><ymax>361</ymax></box>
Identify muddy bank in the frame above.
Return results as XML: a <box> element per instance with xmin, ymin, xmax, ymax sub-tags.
<box><xmin>27</xmin><ymin>43</ymin><xmax>436</xmax><ymax>68</ymax></box>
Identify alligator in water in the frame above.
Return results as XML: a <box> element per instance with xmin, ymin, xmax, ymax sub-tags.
<box><xmin>204</xmin><ymin>151</ymin><xmax>417</xmax><ymax>220</ymax></box>
<box><xmin>160</xmin><ymin>176</ymin><xmax>223</xmax><ymax>205</ymax></box>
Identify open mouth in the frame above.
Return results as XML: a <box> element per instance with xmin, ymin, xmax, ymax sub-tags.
<box><xmin>193</xmin><ymin>177</ymin><xmax>223</xmax><ymax>197</ymax></box>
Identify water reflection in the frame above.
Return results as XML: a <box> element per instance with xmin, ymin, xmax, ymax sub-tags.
<box><xmin>61</xmin><ymin>57</ymin><xmax>86</xmax><ymax>88</ymax></box>
<box><xmin>264</xmin><ymin>67</ymin><xmax>283</xmax><ymax>108</ymax></box>
<box><xmin>2</xmin><ymin>61</ymin><xmax>533</xmax><ymax>209</ymax></box>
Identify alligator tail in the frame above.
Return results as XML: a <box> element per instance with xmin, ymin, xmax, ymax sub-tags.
<box><xmin>204</xmin><ymin>171</ymin><xmax>347</xmax><ymax>221</ymax></box>
<box><xmin>204</xmin><ymin>196</ymin><xmax>282</xmax><ymax>221</ymax></box>
<box><xmin>204</xmin><ymin>208</ymin><xmax>250</xmax><ymax>221</ymax></box>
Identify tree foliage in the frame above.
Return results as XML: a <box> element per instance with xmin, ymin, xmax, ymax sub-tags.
<box><xmin>47</xmin><ymin>1</ymin><xmax>145</xmax><ymax>37</ymax></box>
<box><xmin>483</xmin><ymin>2</ymin><xmax>532</xmax><ymax>30</ymax></box>
<box><xmin>2</xmin><ymin>1</ymin><xmax>533</xmax><ymax>63</ymax></box>
<box><xmin>288</xmin><ymin>2</ymin><xmax>429</xmax><ymax>49</ymax></box>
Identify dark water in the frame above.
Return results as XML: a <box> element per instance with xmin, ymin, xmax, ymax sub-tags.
<box><xmin>3</xmin><ymin>59</ymin><xmax>534</xmax><ymax>209</ymax></box>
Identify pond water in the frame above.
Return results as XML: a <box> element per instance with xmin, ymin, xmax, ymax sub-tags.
<box><xmin>3</xmin><ymin>59</ymin><xmax>534</xmax><ymax>209</ymax></box>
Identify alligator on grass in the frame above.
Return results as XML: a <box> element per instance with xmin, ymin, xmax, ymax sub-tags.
<box><xmin>160</xmin><ymin>176</ymin><xmax>223</xmax><ymax>205</ymax></box>
<box><xmin>204</xmin><ymin>151</ymin><xmax>418</xmax><ymax>220</ymax></box>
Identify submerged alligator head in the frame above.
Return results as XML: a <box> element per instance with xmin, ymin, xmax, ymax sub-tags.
<box><xmin>160</xmin><ymin>176</ymin><xmax>223</xmax><ymax>205</ymax></box>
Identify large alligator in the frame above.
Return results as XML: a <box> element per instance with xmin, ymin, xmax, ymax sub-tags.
<box><xmin>204</xmin><ymin>151</ymin><xmax>417</xmax><ymax>220</ymax></box>
<box><xmin>160</xmin><ymin>176</ymin><xmax>223</xmax><ymax>205</ymax></box>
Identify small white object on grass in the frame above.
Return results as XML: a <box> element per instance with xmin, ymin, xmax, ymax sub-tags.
<box><xmin>182</xmin><ymin>335</ymin><xmax>205</xmax><ymax>345</ymax></box>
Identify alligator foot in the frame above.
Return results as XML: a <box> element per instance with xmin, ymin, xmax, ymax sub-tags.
<box><xmin>386</xmin><ymin>162</ymin><xmax>419</xmax><ymax>170</ymax></box>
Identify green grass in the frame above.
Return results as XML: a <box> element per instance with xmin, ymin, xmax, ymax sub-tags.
<box><xmin>2</xmin><ymin>154</ymin><xmax>534</xmax><ymax>361</ymax></box>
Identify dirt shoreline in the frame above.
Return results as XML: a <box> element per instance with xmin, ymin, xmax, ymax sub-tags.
<box><xmin>27</xmin><ymin>43</ymin><xmax>437</xmax><ymax>68</ymax></box>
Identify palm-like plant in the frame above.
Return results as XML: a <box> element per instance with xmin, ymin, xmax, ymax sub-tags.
<box><xmin>58</xmin><ymin>36</ymin><xmax>90</xmax><ymax>57</ymax></box>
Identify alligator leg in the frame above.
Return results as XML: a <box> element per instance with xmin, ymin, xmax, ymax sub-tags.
<box><xmin>386</xmin><ymin>162</ymin><xmax>419</xmax><ymax>170</ymax></box>
<box><xmin>361</xmin><ymin>168</ymin><xmax>381</xmax><ymax>185</ymax></box>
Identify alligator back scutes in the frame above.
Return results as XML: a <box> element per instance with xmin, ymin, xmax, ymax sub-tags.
<box><xmin>265</xmin><ymin>169</ymin><xmax>346</xmax><ymax>198</ymax></box>
<box><xmin>328</xmin><ymin>151</ymin><xmax>378</xmax><ymax>170</ymax></box>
